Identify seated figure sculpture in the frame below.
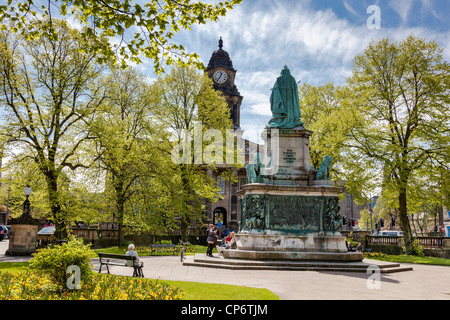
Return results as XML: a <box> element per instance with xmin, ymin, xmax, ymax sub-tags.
<box><xmin>246</xmin><ymin>153</ymin><xmax>265</xmax><ymax>184</ymax></box>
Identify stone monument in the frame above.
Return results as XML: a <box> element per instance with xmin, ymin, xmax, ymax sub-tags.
<box><xmin>223</xmin><ymin>66</ymin><xmax>363</xmax><ymax>262</ymax></box>
<box><xmin>6</xmin><ymin>186</ymin><xmax>39</xmax><ymax>256</ymax></box>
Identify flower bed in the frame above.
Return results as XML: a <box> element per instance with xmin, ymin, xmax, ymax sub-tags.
<box><xmin>0</xmin><ymin>271</ymin><xmax>184</xmax><ymax>300</ymax></box>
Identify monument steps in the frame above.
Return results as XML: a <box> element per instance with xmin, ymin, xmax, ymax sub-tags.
<box><xmin>183</xmin><ymin>254</ymin><xmax>413</xmax><ymax>273</ymax></box>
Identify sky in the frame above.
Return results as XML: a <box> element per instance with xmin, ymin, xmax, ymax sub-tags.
<box><xmin>145</xmin><ymin>0</ymin><xmax>450</xmax><ymax>143</ymax></box>
<box><xmin>2</xmin><ymin>0</ymin><xmax>450</xmax><ymax>148</ymax></box>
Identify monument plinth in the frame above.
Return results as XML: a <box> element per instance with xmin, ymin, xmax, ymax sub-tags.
<box><xmin>223</xmin><ymin>66</ymin><xmax>363</xmax><ymax>262</ymax></box>
<box><xmin>261</xmin><ymin>127</ymin><xmax>313</xmax><ymax>185</ymax></box>
<box><xmin>6</xmin><ymin>187</ymin><xmax>39</xmax><ymax>256</ymax></box>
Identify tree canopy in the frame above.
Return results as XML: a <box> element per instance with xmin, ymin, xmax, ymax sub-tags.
<box><xmin>0</xmin><ymin>19</ymin><xmax>107</xmax><ymax>234</ymax></box>
<box><xmin>0</xmin><ymin>0</ymin><xmax>242</xmax><ymax>73</ymax></box>
<box><xmin>300</xmin><ymin>35</ymin><xmax>450</xmax><ymax>253</ymax></box>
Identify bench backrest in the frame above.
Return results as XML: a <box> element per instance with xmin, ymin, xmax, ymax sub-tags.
<box><xmin>98</xmin><ymin>253</ymin><xmax>136</xmax><ymax>261</ymax></box>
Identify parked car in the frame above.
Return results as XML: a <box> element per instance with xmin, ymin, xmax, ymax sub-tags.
<box><xmin>378</xmin><ymin>230</ymin><xmax>403</xmax><ymax>237</ymax></box>
<box><xmin>0</xmin><ymin>225</ymin><xmax>8</xmax><ymax>239</ymax></box>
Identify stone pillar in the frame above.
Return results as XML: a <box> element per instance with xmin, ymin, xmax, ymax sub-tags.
<box><xmin>6</xmin><ymin>215</ymin><xmax>39</xmax><ymax>256</ymax></box>
<box><xmin>261</xmin><ymin>127</ymin><xmax>313</xmax><ymax>186</ymax></box>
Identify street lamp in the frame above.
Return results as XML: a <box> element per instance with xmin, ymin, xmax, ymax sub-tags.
<box><xmin>23</xmin><ymin>185</ymin><xmax>32</xmax><ymax>217</ymax></box>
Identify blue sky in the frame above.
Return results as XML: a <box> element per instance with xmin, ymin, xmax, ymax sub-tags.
<box><xmin>155</xmin><ymin>0</ymin><xmax>450</xmax><ymax>143</ymax></box>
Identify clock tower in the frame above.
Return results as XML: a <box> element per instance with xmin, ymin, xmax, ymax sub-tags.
<box><xmin>205</xmin><ymin>37</ymin><xmax>243</xmax><ymax>129</ymax></box>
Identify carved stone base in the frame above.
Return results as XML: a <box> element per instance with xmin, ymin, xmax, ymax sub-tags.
<box><xmin>222</xmin><ymin>249</ymin><xmax>363</xmax><ymax>262</ymax></box>
<box><xmin>237</xmin><ymin>184</ymin><xmax>344</xmax><ymax>235</ymax></box>
<box><xmin>6</xmin><ymin>223</ymin><xmax>39</xmax><ymax>256</ymax></box>
<box><xmin>235</xmin><ymin>233</ymin><xmax>348</xmax><ymax>253</ymax></box>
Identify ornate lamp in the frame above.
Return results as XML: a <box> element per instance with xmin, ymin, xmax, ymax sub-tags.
<box><xmin>23</xmin><ymin>185</ymin><xmax>32</xmax><ymax>217</ymax></box>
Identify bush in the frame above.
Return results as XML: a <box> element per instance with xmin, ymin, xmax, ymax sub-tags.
<box><xmin>28</xmin><ymin>236</ymin><xmax>96</xmax><ymax>289</ymax></box>
<box><xmin>403</xmin><ymin>239</ymin><xmax>424</xmax><ymax>256</ymax></box>
<box><xmin>345</xmin><ymin>238</ymin><xmax>358</xmax><ymax>247</ymax></box>
<box><xmin>157</xmin><ymin>240</ymin><xmax>173</xmax><ymax>245</ymax></box>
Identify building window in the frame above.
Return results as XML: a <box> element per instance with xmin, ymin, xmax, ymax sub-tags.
<box><xmin>217</xmin><ymin>177</ymin><xmax>225</xmax><ymax>194</ymax></box>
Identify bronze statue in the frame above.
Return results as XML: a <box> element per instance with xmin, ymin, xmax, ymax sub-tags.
<box><xmin>266</xmin><ymin>66</ymin><xmax>304</xmax><ymax>129</ymax></box>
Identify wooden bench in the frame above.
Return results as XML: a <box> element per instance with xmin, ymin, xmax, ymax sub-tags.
<box><xmin>97</xmin><ymin>253</ymin><xmax>144</xmax><ymax>277</ymax></box>
<box><xmin>150</xmin><ymin>244</ymin><xmax>179</xmax><ymax>255</ymax></box>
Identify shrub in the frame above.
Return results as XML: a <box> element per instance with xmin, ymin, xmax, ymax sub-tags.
<box><xmin>157</xmin><ymin>240</ymin><xmax>173</xmax><ymax>245</ymax></box>
<box><xmin>403</xmin><ymin>239</ymin><xmax>424</xmax><ymax>256</ymax></box>
<box><xmin>28</xmin><ymin>236</ymin><xmax>96</xmax><ymax>289</ymax></box>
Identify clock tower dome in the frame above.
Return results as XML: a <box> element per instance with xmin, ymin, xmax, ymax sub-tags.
<box><xmin>205</xmin><ymin>37</ymin><xmax>243</xmax><ymax>129</ymax></box>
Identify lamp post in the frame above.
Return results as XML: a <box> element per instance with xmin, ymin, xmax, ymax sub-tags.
<box><xmin>23</xmin><ymin>185</ymin><xmax>32</xmax><ymax>217</ymax></box>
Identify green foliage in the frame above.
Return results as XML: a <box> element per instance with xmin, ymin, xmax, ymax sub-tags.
<box><xmin>0</xmin><ymin>0</ymin><xmax>242</xmax><ymax>73</ymax></box>
<box><xmin>88</xmin><ymin>67</ymin><xmax>169</xmax><ymax>241</ymax></box>
<box><xmin>151</xmin><ymin>65</ymin><xmax>235</xmax><ymax>240</ymax></box>
<box><xmin>402</xmin><ymin>239</ymin><xmax>424</xmax><ymax>257</ymax></box>
<box><xmin>299</xmin><ymin>35</ymin><xmax>450</xmax><ymax>253</ymax></box>
<box><xmin>28</xmin><ymin>236</ymin><xmax>96</xmax><ymax>289</ymax></box>
<box><xmin>0</xmin><ymin>19</ymin><xmax>107</xmax><ymax>230</ymax></box>
<box><xmin>158</xmin><ymin>240</ymin><xmax>173</xmax><ymax>245</ymax></box>
<box><xmin>345</xmin><ymin>238</ymin><xmax>358</xmax><ymax>248</ymax></box>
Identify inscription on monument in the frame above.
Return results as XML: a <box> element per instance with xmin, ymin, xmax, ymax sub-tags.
<box><xmin>283</xmin><ymin>149</ymin><xmax>296</xmax><ymax>166</ymax></box>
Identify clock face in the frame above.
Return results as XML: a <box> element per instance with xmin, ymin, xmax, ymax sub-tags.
<box><xmin>213</xmin><ymin>70</ymin><xmax>228</xmax><ymax>84</ymax></box>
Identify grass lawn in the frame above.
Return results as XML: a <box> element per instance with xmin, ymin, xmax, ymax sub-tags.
<box><xmin>93</xmin><ymin>244</ymin><xmax>214</xmax><ymax>256</ymax></box>
<box><xmin>163</xmin><ymin>280</ymin><xmax>279</xmax><ymax>300</ymax></box>
<box><xmin>0</xmin><ymin>262</ymin><xmax>29</xmax><ymax>274</ymax></box>
<box><xmin>365</xmin><ymin>253</ymin><xmax>450</xmax><ymax>266</ymax></box>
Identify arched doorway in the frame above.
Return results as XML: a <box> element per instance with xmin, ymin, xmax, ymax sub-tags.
<box><xmin>213</xmin><ymin>207</ymin><xmax>227</xmax><ymax>228</ymax></box>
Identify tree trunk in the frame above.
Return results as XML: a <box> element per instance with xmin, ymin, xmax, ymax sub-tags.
<box><xmin>398</xmin><ymin>189</ymin><xmax>413</xmax><ymax>254</ymax></box>
<box><xmin>47</xmin><ymin>174</ymin><xmax>68</xmax><ymax>239</ymax></box>
<box><xmin>180</xmin><ymin>165</ymin><xmax>192</xmax><ymax>242</ymax></box>
<box><xmin>117</xmin><ymin>196</ymin><xmax>125</xmax><ymax>246</ymax></box>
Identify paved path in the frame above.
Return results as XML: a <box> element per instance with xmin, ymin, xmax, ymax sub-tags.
<box><xmin>92</xmin><ymin>253</ymin><xmax>450</xmax><ymax>300</ymax></box>
<box><xmin>1</xmin><ymin>239</ymin><xmax>449</xmax><ymax>300</ymax></box>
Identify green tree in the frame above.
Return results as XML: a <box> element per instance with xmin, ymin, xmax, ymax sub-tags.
<box><xmin>89</xmin><ymin>67</ymin><xmax>176</xmax><ymax>244</ymax></box>
<box><xmin>345</xmin><ymin>36</ymin><xmax>450</xmax><ymax>253</ymax></box>
<box><xmin>299</xmin><ymin>82</ymin><xmax>378</xmax><ymax>203</ymax></box>
<box><xmin>0</xmin><ymin>0</ymin><xmax>242</xmax><ymax>73</ymax></box>
<box><xmin>151</xmin><ymin>66</ymin><xmax>234</xmax><ymax>241</ymax></box>
<box><xmin>0</xmin><ymin>19</ymin><xmax>107</xmax><ymax>236</ymax></box>
<box><xmin>299</xmin><ymin>82</ymin><xmax>344</xmax><ymax>170</ymax></box>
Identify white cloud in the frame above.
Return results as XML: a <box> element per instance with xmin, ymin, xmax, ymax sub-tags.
<box><xmin>389</xmin><ymin>0</ymin><xmax>413</xmax><ymax>24</ymax></box>
<box><xmin>420</xmin><ymin>0</ymin><xmax>440</xmax><ymax>19</ymax></box>
<box><xmin>343</xmin><ymin>0</ymin><xmax>359</xmax><ymax>16</ymax></box>
<box><xmin>171</xmin><ymin>0</ymin><xmax>450</xmax><ymax>143</ymax></box>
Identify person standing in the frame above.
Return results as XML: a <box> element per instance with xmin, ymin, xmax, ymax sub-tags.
<box><xmin>206</xmin><ymin>225</ymin><xmax>218</xmax><ymax>257</ymax></box>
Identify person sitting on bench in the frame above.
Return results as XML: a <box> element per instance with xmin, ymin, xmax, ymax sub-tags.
<box><xmin>126</xmin><ymin>244</ymin><xmax>144</xmax><ymax>277</ymax></box>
